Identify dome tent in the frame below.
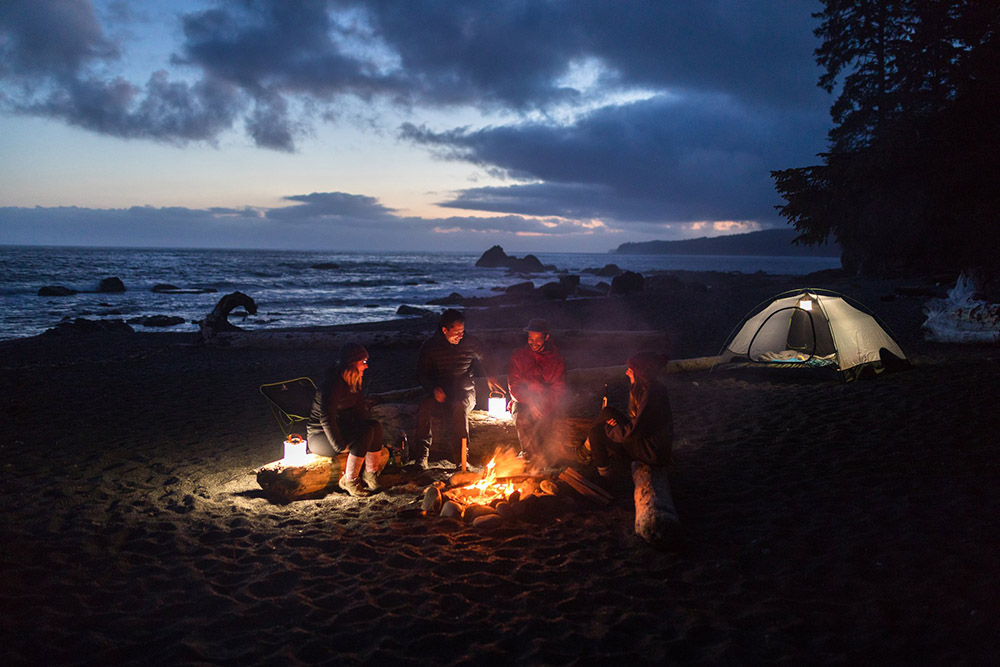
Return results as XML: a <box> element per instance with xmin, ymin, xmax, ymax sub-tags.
<box><xmin>714</xmin><ymin>288</ymin><xmax>908</xmax><ymax>381</ymax></box>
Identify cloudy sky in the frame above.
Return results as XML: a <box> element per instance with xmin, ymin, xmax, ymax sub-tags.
<box><xmin>0</xmin><ymin>0</ymin><xmax>831</xmax><ymax>253</ymax></box>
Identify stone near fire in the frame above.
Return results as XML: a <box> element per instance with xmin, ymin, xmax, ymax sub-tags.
<box><xmin>421</xmin><ymin>485</ymin><xmax>442</xmax><ymax>514</ymax></box>
<box><xmin>495</xmin><ymin>501</ymin><xmax>514</xmax><ymax>521</ymax></box>
<box><xmin>462</xmin><ymin>504</ymin><xmax>497</xmax><ymax>523</ymax></box>
<box><xmin>539</xmin><ymin>480</ymin><xmax>558</xmax><ymax>495</ymax></box>
<box><xmin>473</xmin><ymin>514</ymin><xmax>504</xmax><ymax>530</ymax></box>
<box><xmin>440</xmin><ymin>500</ymin><xmax>462</xmax><ymax>518</ymax></box>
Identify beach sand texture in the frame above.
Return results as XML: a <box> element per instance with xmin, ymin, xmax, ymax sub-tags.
<box><xmin>2</xmin><ymin>273</ymin><xmax>998</xmax><ymax>665</ymax></box>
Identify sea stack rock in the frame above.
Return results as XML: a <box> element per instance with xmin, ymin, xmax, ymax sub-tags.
<box><xmin>506</xmin><ymin>254</ymin><xmax>546</xmax><ymax>273</ymax></box>
<box><xmin>99</xmin><ymin>277</ymin><xmax>126</xmax><ymax>293</ymax></box>
<box><xmin>476</xmin><ymin>245</ymin><xmax>510</xmax><ymax>268</ymax></box>
<box><xmin>611</xmin><ymin>271</ymin><xmax>644</xmax><ymax>294</ymax></box>
<box><xmin>38</xmin><ymin>285</ymin><xmax>77</xmax><ymax>297</ymax></box>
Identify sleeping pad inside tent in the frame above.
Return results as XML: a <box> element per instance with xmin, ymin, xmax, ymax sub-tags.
<box><xmin>713</xmin><ymin>288</ymin><xmax>909</xmax><ymax>381</ymax></box>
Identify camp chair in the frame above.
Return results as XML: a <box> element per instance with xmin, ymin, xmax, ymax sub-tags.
<box><xmin>259</xmin><ymin>377</ymin><xmax>317</xmax><ymax>438</ymax></box>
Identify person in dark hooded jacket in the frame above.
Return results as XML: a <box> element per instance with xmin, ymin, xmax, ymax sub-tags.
<box><xmin>587</xmin><ymin>350</ymin><xmax>673</xmax><ymax>481</ymax></box>
<box><xmin>508</xmin><ymin>318</ymin><xmax>566</xmax><ymax>461</ymax></box>
<box><xmin>306</xmin><ymin>343</ymin><xmax>384</xmax><ymax>497</ymax></box>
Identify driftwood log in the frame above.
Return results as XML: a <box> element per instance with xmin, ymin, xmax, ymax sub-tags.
<box><xmin>632</xmin><ymin>462</ymin><xmax>682</xmax><ymax>550</ymax></box>
<box><xmin>256</xmin><ymin>448</ymin><xmax>389</xmax><ymax>503</ymax></box>
<box><xmin>207</xmin><ymin>328</ymin><xmax>669</xmax><ymax>350</ymax></box>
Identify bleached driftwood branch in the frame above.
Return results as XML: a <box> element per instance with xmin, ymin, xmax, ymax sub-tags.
<box><xmin>632</xmin><ymin>462</ymin><xmax>682</xmax><ymax>550</ymax></box>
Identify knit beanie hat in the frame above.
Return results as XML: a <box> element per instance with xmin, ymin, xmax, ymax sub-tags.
<box><xmin>627</xmin><ymin>351</ymin><xmax>669</xmax><ymax>380</ymax></box>
<box><xmin>339</xmin><ymin>343</ymin><xmax>369</xmax><ymax>366</ymax></box>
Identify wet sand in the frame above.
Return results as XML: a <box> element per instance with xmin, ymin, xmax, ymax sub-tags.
<box><xmin>1</xmin><ymin>271</ymin><xmax>998</xmax><ymax>665</ymax></box>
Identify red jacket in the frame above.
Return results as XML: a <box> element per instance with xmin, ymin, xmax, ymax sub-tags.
<box><xmin>507</xmin><ymin>342</ymin><xmax>566</xmax><ymax>412</ymax></box>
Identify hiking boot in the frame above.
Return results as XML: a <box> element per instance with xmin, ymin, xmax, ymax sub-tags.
<box><xmin>361</xmin><ymin>470</ymin><xmax>380</xmax><ymax>492</ymax></box>
<box><xmin>338</xmin><ymin>475</ymin><xmax>369</xmax><ymax>497</ymax></box>
<box><xmin>413</xmin><ymin>456</ymin><xmax>430</xmax><ymax>471</ymax></box>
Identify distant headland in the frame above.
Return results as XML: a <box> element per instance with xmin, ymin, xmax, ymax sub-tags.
<box><xmin>612</xmin><ymin>228</ymin><xmax>840</xmax><ymax>257</ymax></box>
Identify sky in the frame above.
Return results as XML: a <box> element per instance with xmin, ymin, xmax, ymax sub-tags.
<box><xmin>0</xmin><ymin>0</ymin><xmax>832</xmax><ymax>253</ymax></box>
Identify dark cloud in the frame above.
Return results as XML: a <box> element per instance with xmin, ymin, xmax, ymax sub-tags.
<box><xmin>0</xmin><ymin>0</ymin><xmax>117</xmax><ymax>78</ymax></box>
<box><xmin>269</xmin><ymin>192</ymin><xmax>398</xmax><ymax>221</ymax></box>
<box><xmin>365</xmin><ymin>0</ymin><xmax>822</xmax><ymax>110</ymax></box>
<box><xmin>406</xmin><ymin>91</ymin><xmax>828</xmax><ymax>225</ymax></box>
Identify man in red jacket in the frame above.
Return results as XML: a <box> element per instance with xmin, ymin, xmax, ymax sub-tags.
<box><xmin>507</xmin><ymin>318</ymin><xmax>566</xmax><ymax>462</ymax></box>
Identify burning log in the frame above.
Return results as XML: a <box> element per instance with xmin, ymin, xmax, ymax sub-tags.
<box><xmin>632</xmin><ymin>462</ymin><xmax>682</xmax><ymax>550</ymax></box>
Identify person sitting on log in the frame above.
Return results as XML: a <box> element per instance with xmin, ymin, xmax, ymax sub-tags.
<box><xmin>508</xmin><ymin>318</ymin><xmax>566</xmax><ymax>462</ymax></box>
<box><xmin>586</xmin><ymin>351</ymin><xmax>673</xmax><ymax>486</ymax></box>
<box><xmin>412</xmin><ymin>309</ymin><xmax>504</xmax><ymax>469</ymax></box>
<box><xmin>306</xmin><ymin>343</ymin><xmax>384</xmax><ymax>497</ymax></box>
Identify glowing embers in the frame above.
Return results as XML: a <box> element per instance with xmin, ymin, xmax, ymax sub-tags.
<box><xmin>282</xmin><ymin>434</ymin><xmax>308</xmax><ymax>464</ymax></box>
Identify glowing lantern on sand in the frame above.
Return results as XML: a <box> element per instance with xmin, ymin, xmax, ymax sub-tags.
<box><xmin>283</xmin><ymin>434</ymin><xmax>308</xmax><ymax>463</ymax></box>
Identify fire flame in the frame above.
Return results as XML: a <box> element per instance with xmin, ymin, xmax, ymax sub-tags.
<box><xmin>449</xmin><ymin>448</ymin><xmax>526</xmax><ymax>506</ymax></box>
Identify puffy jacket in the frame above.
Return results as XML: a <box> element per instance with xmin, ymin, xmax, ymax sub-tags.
<box><xmin>417</xmin><ymin>330</ymin><xmax>492</xmax><ymax>400</ymax></box>
<box><xmin>508</xmin><ymin>342</ymin><xmax>566</xmax><ymax>412</ymax></box>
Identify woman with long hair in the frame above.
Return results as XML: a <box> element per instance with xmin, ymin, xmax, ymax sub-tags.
<box><xmin>306</xmin><ymin>343</ymin><xmax>385</xmax><ymax>497</ymax></box>
<box><xmin>587</xmin><ymin>351</ymin><xmax>673</xmax><ymax>485</ymax></box>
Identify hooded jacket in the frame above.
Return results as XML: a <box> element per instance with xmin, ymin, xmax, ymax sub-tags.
<box><xmin>508</xmin><ymin>341</ymin><xmax>566</xmax><ymax>412</ymax></box>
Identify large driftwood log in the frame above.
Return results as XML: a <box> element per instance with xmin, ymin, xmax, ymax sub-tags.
<box><xmin>255</xmin><ymin>448</ymin><xmax>389</xmax><ymax>502</ymax></box>
<box><xmin>632</xmin><ymin>462</ymin><xmax>682</xmax><ymax>550</ymax></box>
<box><xmin>206</xmin><ymin>328</ymin><xmax>669</xmax><ymax>349</ymax></box>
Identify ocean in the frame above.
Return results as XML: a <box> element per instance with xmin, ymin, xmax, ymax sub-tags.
<box><xmin>0</xmin><ymin>246</ymin><xmax>840</xmax><ymax>341</ymax></box>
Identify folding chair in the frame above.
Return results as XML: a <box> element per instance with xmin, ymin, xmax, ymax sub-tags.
<box><xmin>259</xmin><ymin>377</ymin><xmax>317</xmax><ymax>438</ymax></box>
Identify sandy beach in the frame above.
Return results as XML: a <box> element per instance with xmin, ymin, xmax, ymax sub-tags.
<box><xmin>2</xmin><ymin>271</ymin><xmax>998</xmax><ymax>665</ymax></box>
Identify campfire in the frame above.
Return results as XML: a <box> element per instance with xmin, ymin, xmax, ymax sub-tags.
<box><xmin>418</xmin><ymin>447</ymin><xmax>611</xmax><ymax>528</ymax></box>
<box><xmin>444</xmin><ymin>454</ymin><xmax>521</xmax><ymax>507</ymax></box>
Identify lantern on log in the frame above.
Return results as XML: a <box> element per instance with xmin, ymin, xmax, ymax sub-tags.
<box><xmin>488</xmin><ymin>392</ymin><xmax>508</xmax><ymax>419</ymax></box>
<box><xmin>283</xmin><ymin>434</ymin><xmax>308</xmax><ymax>463</ymax></box>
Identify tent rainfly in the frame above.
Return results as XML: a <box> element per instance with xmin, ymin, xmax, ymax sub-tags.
<box><xmin>714</xmin><ymin>288</ymin><xmax>908</xmax><ymax>381</ymax></box>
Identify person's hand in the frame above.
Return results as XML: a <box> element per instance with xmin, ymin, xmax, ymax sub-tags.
<box><xmin>434</xmin><ymin>387</ymin><xmax>446</xmax><ymax>403</ymax></box>
<box><xmin>606</xmin><ymin>417</ymin><xmax>618</xmax><ymax>427</ymax></box>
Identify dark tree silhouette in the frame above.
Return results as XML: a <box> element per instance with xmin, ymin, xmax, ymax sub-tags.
<box><xmin>773</xmin><ymin>0</ymin><xmax>1000</xmax><ymax>276</ymax></box>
